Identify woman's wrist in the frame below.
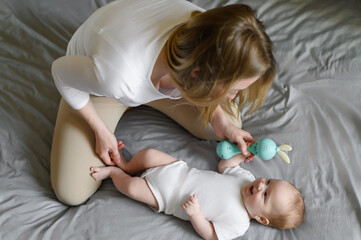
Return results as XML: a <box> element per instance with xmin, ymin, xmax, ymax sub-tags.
<box><xmin>92</xmin><ymin>123</ymin><xmax>109</xmax><ymax>136</ymax></box>
<box><xmin>77</xmin><ymin>100</ymin><xmax>109</xmax><ymax>135</ymax></box>
<box><xmin>210</xmin><ymin>105</ymin><xmax>229</xmax><ymax>136</ymax></box>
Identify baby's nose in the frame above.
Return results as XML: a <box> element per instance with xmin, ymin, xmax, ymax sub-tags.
<box><xmin>255</xmin><ymin>182</ymin><xmax>264</xmax><ymax>192</ymax></box>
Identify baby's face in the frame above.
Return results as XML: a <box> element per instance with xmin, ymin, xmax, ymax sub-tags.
<box><xmin>241</xmin><ymin>178</ymin><xmax>292</xmax><ymax>221</ymax></box>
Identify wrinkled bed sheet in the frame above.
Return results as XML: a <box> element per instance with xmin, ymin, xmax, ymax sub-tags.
<box><xmin>0</xmin><ymin>0</ymin><xmax>360</xmax><ymax>239</ymax></box>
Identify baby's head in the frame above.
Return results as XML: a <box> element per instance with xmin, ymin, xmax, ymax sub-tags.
<box><xmin>242</xmin><ymin>178</ymin><xmax>305</xmax><ymax>229</ymax></box>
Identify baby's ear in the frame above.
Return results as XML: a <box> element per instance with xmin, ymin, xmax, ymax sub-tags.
<box><xmin>255</xmin><ymin>216</ymin><xmax>270</xmax><ymax>226</ymax></box>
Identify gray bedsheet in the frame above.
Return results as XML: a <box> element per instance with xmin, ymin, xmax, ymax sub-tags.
<box><xmin>1</xmin><ymin>0</ymin><xmax>360</xmax><ymax>239</ymax></box>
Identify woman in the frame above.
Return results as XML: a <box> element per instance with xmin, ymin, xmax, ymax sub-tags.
<box><xmin>51</xmin><ymin>0</ymin><xmax>275</xmax><ymax>206</ymax></box>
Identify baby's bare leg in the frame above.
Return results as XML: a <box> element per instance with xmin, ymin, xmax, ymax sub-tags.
<box><xmin>117</xmin><ymin>148</ymin><xmax>177</xmax><ymax>175</ymax></box>
<box><xmin>112</xmin><ymin>141</ymin><xmax>127</xmax><ymax>169</ymax></box>
<box><xmin>91</xmin><ymin>166</ymin><xmax>158</xmax><ymax>209</ymax></box>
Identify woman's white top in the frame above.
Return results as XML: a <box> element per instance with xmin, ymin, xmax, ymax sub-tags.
<box><xmin>52</xmin><ymin>0</ymin><xmax>204</xmax><ymax>109</ymax></box>
<box><xmin>142</xmin><ymin>160</ymin><xmax>255</xmax><ymax>240</ymax></box>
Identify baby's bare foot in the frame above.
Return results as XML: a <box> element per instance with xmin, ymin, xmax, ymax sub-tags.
<box><xmin>90</xmin><ymin>166</ymin><xmax>111</xmax><ymax>181</ymax></box>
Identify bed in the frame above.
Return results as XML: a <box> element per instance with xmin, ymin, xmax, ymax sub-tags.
<box><xmin>1</xmin><ymin>0</ymin><xmax>360</xmax><ymax>239</ymax></box>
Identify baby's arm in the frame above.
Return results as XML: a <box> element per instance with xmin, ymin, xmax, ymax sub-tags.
<box><xmin>218</xmin><ymin>154</ymin><xmax>246</xmax><ymax>174</ymax></box>
<box><xmin>182</xmin><ymin>194</ymin><xmax>218</xmax><ymax>240</ymax></box>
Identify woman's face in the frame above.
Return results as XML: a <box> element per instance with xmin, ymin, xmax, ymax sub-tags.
<box><xmin>226</xmin><ymin>76</ymin><xmax>259</xmax><ymax>100</ymax></box>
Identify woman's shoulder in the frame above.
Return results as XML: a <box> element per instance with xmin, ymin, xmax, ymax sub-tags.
<box><xmin>84</xmin><ymin>0</ymin><xmax>204</xmax><ymax>29</ymax></box>
<box><xmin>69</xmin><ymin>0</ymin><xmax>204</xmax><ymax>57</ymax></box>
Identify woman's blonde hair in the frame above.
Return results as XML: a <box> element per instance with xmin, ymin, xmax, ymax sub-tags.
<box><xmin>165</xmin><ymin>4</ymin><xmax>275</xmax><ymax>126</ymax></box>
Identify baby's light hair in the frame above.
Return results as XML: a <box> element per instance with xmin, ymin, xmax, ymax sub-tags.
<box><xmin>267</xmin><ymin>182</ymin><xmax>305</xmax><ymax>229</ymax></box>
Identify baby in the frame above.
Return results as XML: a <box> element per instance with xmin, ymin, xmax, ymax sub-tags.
<box><xmin>91</xmin><ymin>142</ymin><xmax>305</xmax><ymax>240</ymax></box>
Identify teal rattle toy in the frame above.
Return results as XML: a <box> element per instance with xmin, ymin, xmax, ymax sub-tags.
<box><xmin>216</xmin><ymin>137</ymin><xmax>292</xmax><ymax>164</ymax></box>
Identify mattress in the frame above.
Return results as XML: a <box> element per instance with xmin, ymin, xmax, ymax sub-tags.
<box><xmin>0</xmin><ymin>0</ymin><xmax>360</xmax><ymax>239</ymax></box>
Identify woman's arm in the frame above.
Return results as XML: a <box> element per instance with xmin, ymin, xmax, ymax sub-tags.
<box><xmin>182</xmin><ymin>194</ymin><xmax>218</xmax><ymax>240</ymax></box>
<box><xmin>78</xmin><ymin>100</ymin><xmax>121</xmax><ymax>165</ymax></box>
<box><xmin>52</xmin><ymin>56</ymin><xmax>121</xmax><ymax>164</ymax></box>
<box><xmin>52</xmin><ymin>56</ymin><xmax>97</xmax><ymax>110</ymax></box>
<box><xmin>210</xmin><ymin>105</ymin><xmax>255</xmax><ymax>162</ymax></box>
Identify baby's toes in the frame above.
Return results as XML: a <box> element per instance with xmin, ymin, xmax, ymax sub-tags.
<box><xmin>91</xmin><ymin>172</ymin><xmax>101</xmax><ymax>181</ymax></box>
<box><xmin>90</xmin><ymin>166</ymin><xmax>105</xmax><ymax>180</ymax></box>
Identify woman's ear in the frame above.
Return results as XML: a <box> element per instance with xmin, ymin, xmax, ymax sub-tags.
<box><xmin>191</xmin><ymin>67</ymin><xmax>200</xmax><ymax>79</ymax></box>
<box><xmin>255</xmin><ymin>216</ymin><xmax>270</xmax><ymax>226</ymax></box>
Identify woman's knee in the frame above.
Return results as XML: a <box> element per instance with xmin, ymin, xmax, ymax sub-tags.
<box><xmin>52</xmin><ymin>179</ymin><xmax>101</xmax><ymax>206</ymax></box>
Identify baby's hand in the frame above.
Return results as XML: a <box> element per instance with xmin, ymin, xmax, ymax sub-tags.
<box><xmin>181</xmin><ymin>194</ymin><xmax>200</xmax><ymax>217</ymax></box>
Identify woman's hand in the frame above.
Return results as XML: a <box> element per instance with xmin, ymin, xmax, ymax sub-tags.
<box><xmin>222</xmin><ymin>124</ymin><xmax>255</xmax><ymax>162</ymax></box>
<box><xmin>211</xmin><ymin>106</ymin><xmax>255</xmax><ymax>162</ymax></box>
<box><xmin>94</xmin><ymin>129</ymin><xmax>122</xmax><ymax>165</ymax></box>
<box><xmin>77</xmin><ymin>99</ymin><xmax>122</xmax><ymax>165</ymax></box>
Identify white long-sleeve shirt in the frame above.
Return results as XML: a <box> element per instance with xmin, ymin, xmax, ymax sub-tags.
<box><xmin>52</xmin><ymin>0</ymin><xmax>204</xmax><ymax>109</ymax></box>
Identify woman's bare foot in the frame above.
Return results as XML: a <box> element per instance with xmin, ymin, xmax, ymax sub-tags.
<box><xmin>91</xmin><ymin>166</ymin><xmax>113</xmax><ymax>181</ymax></box>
